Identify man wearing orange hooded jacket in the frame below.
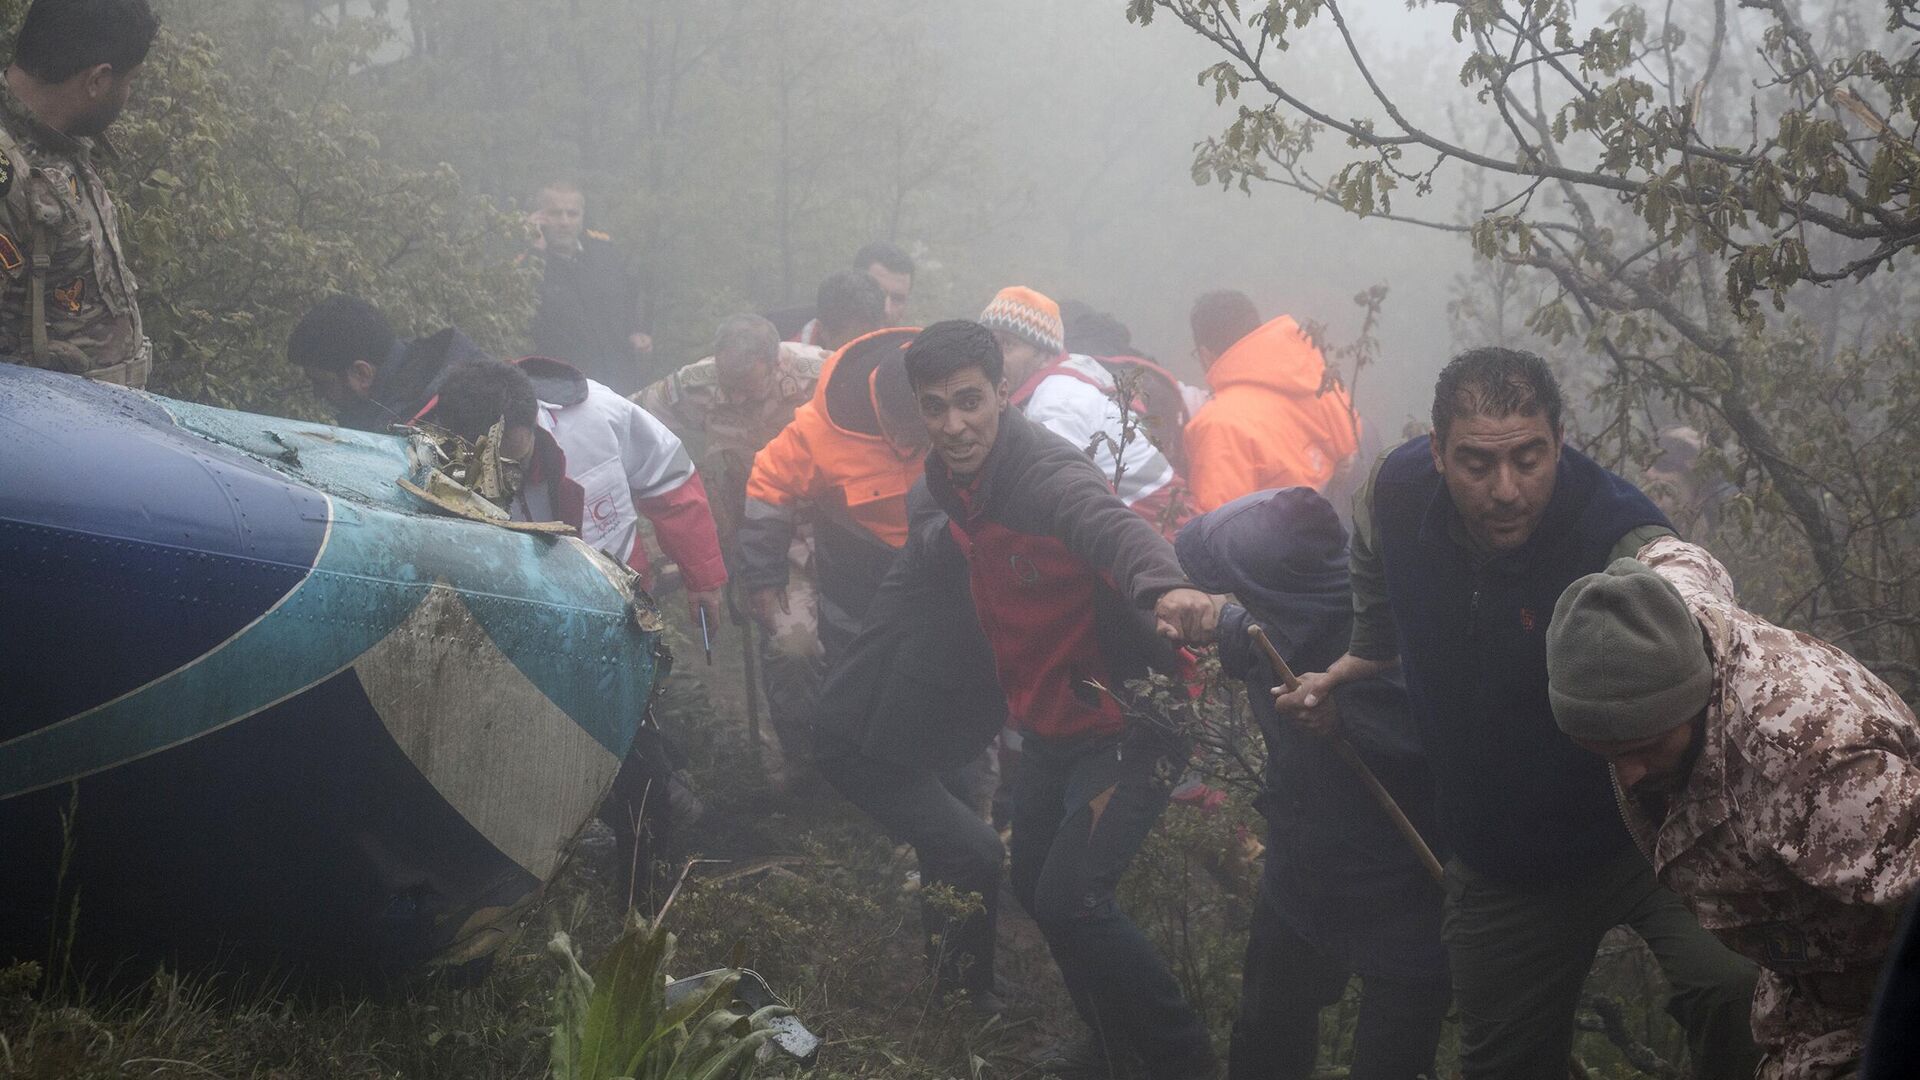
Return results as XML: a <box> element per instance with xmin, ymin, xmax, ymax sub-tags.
<box><xmin>737</xmin><ymin>325</ymin><xmax>929</xmax><ymax>765</ymax></box>
<box><xmin>1183</xmin><ymin>290</ymin><xmax>1361</xmax><ymax>512</ymax></box>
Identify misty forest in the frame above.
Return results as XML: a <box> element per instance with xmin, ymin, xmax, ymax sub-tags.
<box><xmin>2</xmin><ymin>0</ymin><xmax>1917</xmax><ymax>1078</ymax></box>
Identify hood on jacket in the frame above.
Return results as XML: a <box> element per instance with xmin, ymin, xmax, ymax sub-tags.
<box><xmin>1206</xmin><ymin>315</ymin><xmax>1330</xmax><ymax>398</ymax></box>
<box><xmin>512</xmin><ymin>355</ymin><xmax>591</xmax><ymax>407</ymax></box>
<box><xmin>1176</xmin><ymin>486</ymin><xmax>1350</xmax><ymax>662</ymax></box>
<box><xmin>818</xmin><ymin>327</ymin><xmax>927</xmax><ymax>456</ymax></box>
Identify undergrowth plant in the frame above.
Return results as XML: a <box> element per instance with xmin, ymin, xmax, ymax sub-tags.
<box><xmin>548</xmin><ymin>917</ymin><xmax>784</xmax><ymax>1080</ymax></box>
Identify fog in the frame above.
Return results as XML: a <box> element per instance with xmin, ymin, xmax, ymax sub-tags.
<box><xmin>914</xmin><ymin>0</ymin><xmax>1475</xmax><ymax>430</ymax></box>
<box><xmin>297</xmin><ymin>0</ymin><xmax>1495</xmax><ymax>434</ymax></box>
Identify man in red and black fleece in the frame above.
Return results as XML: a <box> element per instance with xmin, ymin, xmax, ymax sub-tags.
<box><xmin>905</xmin><ymin>320</ymin><xmax>1221</xmax><ymax>1080</ymax></box>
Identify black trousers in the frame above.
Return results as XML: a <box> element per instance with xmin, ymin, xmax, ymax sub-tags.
<box><xmin>1012</xmin><ymin>726</ymin><xmax>1216</xmax><ymax>1078</ymax></box>
<box><xmin>1229</xmin><ymin>887</ymin><xmax>1452</xmax><ymax>1080</ymax></box>
<box><xmin>820</xmin><ymin>750</ymin><xmax>1003</xmax><ymax>995</ymax></box>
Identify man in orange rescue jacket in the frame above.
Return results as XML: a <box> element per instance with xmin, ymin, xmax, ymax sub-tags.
<box><xmin>1183</xmin><ymin>290</ymin><xmax>1360</xmax><ymax>512</ymax></box>
<box><xmin>737</xmin><ymin>324</ymin><xmax>928</xmax><ymax>764</ymax></box>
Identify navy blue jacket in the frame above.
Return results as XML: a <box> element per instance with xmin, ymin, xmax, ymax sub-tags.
<box><xmin>1374</xmin><ymin>436</ymin><xmax>1669</xmax><ymax>883</ymax></box>
<box><xmin>1179</xmin><ymin>489</ymin><xmax>1446</xmax><ymax>980</ymax></box>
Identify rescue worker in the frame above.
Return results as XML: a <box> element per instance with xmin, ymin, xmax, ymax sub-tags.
<box><xmin>286</xmin><ymin>294</ymin><xmax>489</xmax><ymax>432</ymax></box>
<box><xmin>428</xmin><ymin>357</ymin><xmax>726</xmax><ymax>629</ymax></box>
<box><xmin>769</xmin><ymin>241</ymin><xmax>914</xmax><ymax>345</ymax></box>
<box><xmin>525</xmin><ymin>180</ymin><xmax>654</xmax><ymax>396</ymax></box>
<box><xmin>1548</xmin><ymin>539</ymin><xmax>1920</xmax><ymax>1078</ymax></box>
<box><xmin>905</xmin><ymin>320</ymin><xmax>1220</xmax><ymax>1080</ymax></box>
<box><xmin>1182</xmin><ymin>290</ymin><xmax>1359</xmax><ymax>512</ymax></box>
<box><xmin>0</xmin><ymin>0</ymin><xmax>158</xmax><ymax>387</ymax></box>
<box><xmin>736</xmin><ymin>293</ymin><xmax>918</xmax><ymax>766</ymax></box>
<box><xmin>1274</xmin><ymin>347</ymin><xmax>1761</xmax><ymax>1079</ymax></box>
<box><xmin>636</xmin><ymin>313</ymin><xmax>828</xmax><ymax>782</ymax></box>
<box><xmin>981</xmin><ymin>285</ymin><xmax>1189</xmax><ymax>530</ymax></box>
<box><xmin>1176</xmin><ymin>488</ymin><xmax>1450</xmax><ymax>1080</ymax></box>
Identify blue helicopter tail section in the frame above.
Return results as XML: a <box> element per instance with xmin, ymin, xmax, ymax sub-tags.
<box><xmin>0</xmin><ymin>366</ymin><xmax>664</xmax><ymax>974</ymax></box>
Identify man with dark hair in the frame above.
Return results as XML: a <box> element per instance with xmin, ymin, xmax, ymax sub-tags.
<box><xmin>905</xmin><ymin>319</ymin><xmax>1220</xmax><ymax>1079</ymax></box>
<box><xmin>428</xmin><ymin>354</ymin><xmax>724</xmax><ymax>628</ymax></box>
<box><xmin>636</xmin><ymin>313</ymin><xmax>829</xmax><ymax>785</ymax></box>
<box><xmin>286</xmin><ymin>294</ymin><xmax>489</xmax><ymax>432</ymax></box>
<box><xmin>771</xmin><ymin>243</ymin><xmax>913</xmax><ymax>343</ymax></box>
<box><xmin>1183</xmin><ymin>289</ymin><xmax>1360</xmax><ymax>512</ymax></box>
<box><xmin>1188</xmin><ymin>290</ymin><xmax>1262</xmax><ymax>364</ymax></box>
<box><xmin>1274</xmin><ymin>347</ymin><xmax>1760</xmax><ymax>1079</ymax></box>
<box><xmin>852</xmin><ymin>240</ymin><xmax>913</xmax><ymax>323</ymax></box>
<box><xmin>808</xmin><ymin>269</ymin><xmax>888</xmax><ymax>352</ymax></box>
<box><xmin>0</xmin><ymin>0</ymin><xmax>160</xmax><ymax>386</ymax></box>
<box><xmin>525</xmin><ymin>179</ymin><xmax>654</xmax><ymax>396</ymax></box>
<box><xmin>427</xmin><ymin>356</ymin><xmax>538</xmax><ymax>446</ymax></box>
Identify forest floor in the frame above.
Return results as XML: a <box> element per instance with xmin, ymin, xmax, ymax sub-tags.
<box><xmin>0</xmin><ymin>607</ymin><xmax>1687</xmax><ymax>1079</ymax></box>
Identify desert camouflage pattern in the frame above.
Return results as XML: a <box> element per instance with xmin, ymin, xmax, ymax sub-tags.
<box><xmin>1630</xmin><ymin>537</ymin><xmax>1920</xmax><ymax>1079</ymax></box>
<box><xmin>633</xmin><ymin>341</ymin><xmax>824</xmax><ymax>539</ymax></box>
<box><xmin>0</xmin><ymin>85</ymin><xmax>149</xmax><ymax>387</ymax></box>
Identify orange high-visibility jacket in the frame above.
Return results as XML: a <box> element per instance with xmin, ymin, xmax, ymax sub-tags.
<box><xmin>738</xmin><ymin>328</ymin><xmax>926</xmax><ymax>614</ymax></box>
<box><xmin>1184</xmin><ymin>315</ymin><xmax>1360</xmax><ymax>512</ymax></box>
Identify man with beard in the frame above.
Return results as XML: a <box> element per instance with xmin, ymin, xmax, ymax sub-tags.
<box><xmin>0</xmin><ymin>0</ymin><xmax>158</xmax><ymax>386</ymax></box>
<box><xmin>1550</xmin><ymin>539</ymin><xmax>1920</xmax><ymax>1078</ymax></box>
<box><xmin>1274</xmin><ymin>347</ymin><xmax>1760</xmax><ymax>1079</ymax></box>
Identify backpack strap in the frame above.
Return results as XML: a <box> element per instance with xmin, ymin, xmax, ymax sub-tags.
<box><xmin>0</xmin><ymin>125</ymin><xmax>47</xmax><ymax>366</ymax></box>
<box><xmin>1010</xmin><ymin>357</ymin><xmax>1103</xmax><ymax>407</ymax></box>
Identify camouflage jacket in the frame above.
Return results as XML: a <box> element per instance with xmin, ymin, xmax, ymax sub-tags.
<box><xmin>1633</xmin><ymin>537</ymin><xmax>1920</xmax><ymax>1079</ymax></box>
<box><xmin>633</xmin><ymin>341</ymin><xmax>825</xmax><ymax>538</ymax></box>
<box><xmin>0</xmin><ymin>84</ymin><xmax>148</xmax><ymax>386</ymax></box>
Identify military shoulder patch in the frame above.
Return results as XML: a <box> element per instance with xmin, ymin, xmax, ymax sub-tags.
<box><xmin>53</xmin><ymin>277</ymin><xmax>83</xmax><ymax>314</ymax></box>
<box><xmin>0</xmin><ymin>232</ymin><xmax>21</xmax><ymax>275</ymax></box>
<box><xmin>0</xmin><ymin>156</ymin><xmax>13</xmax><ymax>198</ymax></box>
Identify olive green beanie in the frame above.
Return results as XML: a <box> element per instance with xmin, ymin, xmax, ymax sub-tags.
<box><xmin>1547</xmin><ymin>557</ymin><xmax>1713</xmax><ymax>743</ymax></box>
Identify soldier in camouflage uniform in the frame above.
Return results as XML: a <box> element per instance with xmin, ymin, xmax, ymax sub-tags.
<box><xmin>1549</xmin><ymin>537</ymin><xmax>1920</xmax><ymax>1079</ymax></box>
<box><xmin>636</xmin><ymin>314</ymin><xmax>826</xmax><ymax>782</ymax></box>
<box><xmin>0</xmin><ymin>0</ymin><xmax>158</xmax><ymax>387</ymax></box>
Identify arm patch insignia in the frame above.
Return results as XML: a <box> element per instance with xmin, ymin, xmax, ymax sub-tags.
<box><xmin>0</xmin><ymin>156</ymin><xmax>12</xmax><ymax>197</ymax></box>
<box><xmin>54</xmin><ymin>277</ymin><xmax>83</xmax><ymax>313</ymax></box>
<box><xmin>0</xmin><ymin>232</ymin><xmax>20</xmax><ymax>274</ymax></box>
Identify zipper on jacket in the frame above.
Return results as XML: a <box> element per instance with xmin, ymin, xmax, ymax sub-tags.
<box><xmin>1610</xmin><ymin>763</ymin><xmax>1656</xmax><ymax>859</ymax></box>
<box><xmin>1465</xmin><ymin>553</ymin><xmax>1495</xmax><ymax>638</ymax></box>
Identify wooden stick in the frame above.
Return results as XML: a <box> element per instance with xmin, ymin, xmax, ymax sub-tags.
<box><xmin>1249</xmin><ymin>624</ymin><xmax>1446</xmax><ymax>886</ymax></box>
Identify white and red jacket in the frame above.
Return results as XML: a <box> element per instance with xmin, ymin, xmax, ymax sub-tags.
<box><xmin>512</xmin><ymin>357</ymin><xmax>727</xmax><ymax>593</ymax></box>
<box><xmin>1013</xmin><ymin>353</ymin><xmax>1189</xmax><ymax>531</ymax></box>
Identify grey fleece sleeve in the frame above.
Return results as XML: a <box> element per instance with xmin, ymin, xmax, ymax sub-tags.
<box><xmin>1047</xmin><ymin>457</ymin><xmax>1189</xmax><ymax>608</ymax></box>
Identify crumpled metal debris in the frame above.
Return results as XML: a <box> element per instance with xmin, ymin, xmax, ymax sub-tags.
<box><xmin>403</xmin><ymin>420</ymin><xmax>573</xmax><ymax>535</ymax></box>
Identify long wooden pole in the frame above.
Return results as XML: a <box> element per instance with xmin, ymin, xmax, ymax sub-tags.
<box><xmin>1249</xmin><ymin>625</ymin><xmax>1446</xmax><ymax>887</ymax></box>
